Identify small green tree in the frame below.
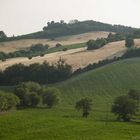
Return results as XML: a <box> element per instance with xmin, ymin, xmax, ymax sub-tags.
<box><xmin>125</xmin><ymin>36</ymin><xmax>134</xmax><ymax>48</ymax></box>
<box><xmin>42</xmin><ymin>87</ymin><xmax>60</xmax><ymax>108</ymax></box>
<box><xmin>112</xmin><ymin>95</ymin><xmax>137</xmax><ymax>122</ymax></box>
<box><xmin>75</xmin><ymin>98</ymin><xmax>92</xmax><ymax>118</ymax></box>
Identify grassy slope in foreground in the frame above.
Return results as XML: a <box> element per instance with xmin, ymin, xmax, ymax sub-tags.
<box><xmin>0</xmin><ymin>58</ymin><xmax>140</xmax><ymax>140</ymax></box>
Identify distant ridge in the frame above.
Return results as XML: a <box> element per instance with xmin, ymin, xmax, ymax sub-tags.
<box><xmin>1</xmin><ymin>20</ymin><xmax>137</xmax><ymax>42</ymax></box>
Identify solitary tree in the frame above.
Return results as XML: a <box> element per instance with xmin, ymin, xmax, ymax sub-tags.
<box><xmin>75</xmin><ymin>98</ymin><xmax>92</xmax><ymax>118</ymax></box>
<box><xmin>125</xmin><ymin>36</ymin><xmax>134</xmax><ymax>48</ymax></box>
<box><xmin>112</xmin><ymin>95</ymin><xmax>137</xmax><ymax>122</ymax></box>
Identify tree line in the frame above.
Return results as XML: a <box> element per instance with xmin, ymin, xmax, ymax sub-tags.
<box><xmin>0</xmin><ymin>59</ymin><xmax>72</xmax><ymax>86</ymax></box>
<box><xmin>0</xmin><ymin>44</ymin><xmax>49</xmax><ymax>61</ymax></box>
<box><xmin>86</xmin><ymin>33</ymin><xmax>125</xmax><ymax>50</ymax></box>
<box><xmin>74</xmin><ymin>36</ymin><xmax>135</xmax><ymax>75</ymax></box>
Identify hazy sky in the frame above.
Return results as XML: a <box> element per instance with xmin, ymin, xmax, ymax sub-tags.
<box><xmin>0</xmin><ymin>0</ymin><xmax>140</xmax><ymax>36</ymax></box>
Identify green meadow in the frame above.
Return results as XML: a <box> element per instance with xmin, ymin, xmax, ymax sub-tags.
<box><xmin>0</xmin><ymin>58</ymin><xmax>140</xmax><ymax>140</ymax></box>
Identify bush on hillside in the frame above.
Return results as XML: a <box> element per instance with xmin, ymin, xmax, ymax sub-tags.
<box><xmin>0</xmin><ymin>91</ymin><xmax>19</xmax><ymax>112</ymax></box>
<box><xmin>87</xmin><ymin>38</ymin><xmax>107</xmax><ymax>50</ymax></box>
<box><xmin>30</xmin><ymin>44</ymin><xmax>49</xmax><ymax>52</ymax></box>
<box><xmin>56</xmin><ymin>43</ymin><xmax>62</xmax><ymax>47</ymax></box>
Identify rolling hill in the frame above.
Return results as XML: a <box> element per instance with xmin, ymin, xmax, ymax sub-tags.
<box><xmin>0</xmin><ymin>58</ymin><xmax>140</xmax><ymax>140</ymax></box>
<box><xmin>1</xmin><ymin>39</ymin><xmax>140</xmax><ymax>71</ymax></box>
<box><xmin>0</xmin><ymin>31</ymin><xmax>109</xmax><ymax>53</ymax></box>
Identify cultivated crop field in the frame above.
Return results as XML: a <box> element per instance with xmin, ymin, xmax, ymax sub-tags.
<box><xmin>1</xmin><ymin>39</ymin><xmax>140</xmax><ymax>71</ymax></box>
<box><xmin>0</xmin><ymin>58</ymin><xmax>140</xmax><ymax>140</ymax></box>
<box><xmin>0</xmin><ymin>31</ymin><xmax>109</xmax><ymax>53</ymax></box>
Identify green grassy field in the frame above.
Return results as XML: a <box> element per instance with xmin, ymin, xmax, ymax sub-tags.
<box><xmin>46</xmin><ymin>42</ymin><xmax>86</xmax><ymax>54</ymax></box>
<box><xmin>0</xmin><ymin>58</ymin><xmax>140</xmax><ymax>140</ymax></box>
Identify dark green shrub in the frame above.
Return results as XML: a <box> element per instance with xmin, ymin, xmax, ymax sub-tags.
<box><xmin>0</xmin><ymin>91</ymin><xmax>19</xmax><ymax>112</ymax></box>
<box><xmin>56</xmin><ymin>43</ymin><xmax>62</xmax><ymax>47</ymax></box>
<box><xmin>62</xmin><ymin>48</ymin><xmax>68</xmax><ymax>51</ymax></box>
<box><xmin>28</xmin><ymin>56</ymin><xmax>32</xmax><ymax>60</ymax></box>
<box><xmin>40</xmin><ymin>53</ymin><xmax>45</xmax><ymax>57</ymax></box>
<box><xmin>42</xmin><ymin>87</ymin><xmax>60</xmax><ymax>108</ymax></box>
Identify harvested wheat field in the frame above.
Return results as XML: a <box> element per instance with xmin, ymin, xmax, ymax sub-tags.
<box><xmin>0</xmin><ymin>31</ymin><xmax>109</xmax><ymax>53</ymax></box>
<box><xmin>1</xmin><ymin>39</ymin><xmax>140</xmax><ymax>71</ymax></box>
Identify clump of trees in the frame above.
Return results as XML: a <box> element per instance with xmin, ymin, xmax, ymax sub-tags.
<box><xmin>0</xmin><ymin>44</ymin><xmax>49</xmax><ymax>60</ymax></box>
<box><xmin>106</xmin><ymin>33</ymin><xmax>125</xmax><ymax>42</ymax></box>
<box><xmin>0</xmin><ymin>91</ymin><xmax>19</xmax><ymax>112</ymax></box>
<box><xmin>0</xmin><ymin>59</ymin><xmax>72</xmax><ymax>86</ymax></box>
<box><xmin>87</xmin><ymin>38</ymin><xmax>107</xmax><ymax>50</ymax></box>
<box><xmin>14</xmin><ymin>82</ymin><xmax>60</xmax><ymax>108</ymax></box>
<box><xmin>112</xmin><ymin>89</ymin><xmax>140</xmax><ymax>122</ymax></box>
<box><xmin>14</xmin><ymin>82</ymin><xmax>42</xmax><ymax>107</ymax></box>
<box><xmin>75</xmin><ymin>98</ymin><xmax>92</xmax><ymax>118</ymax></box>
<box><xmin>125</xmin><ymin>36</ymin><xmax>134</xmax><ymax>48</ymax></box>
<box><xmin>87</xmin><ymin>33</ymin><xmax>125</xmax><ymax>50</ymax></box>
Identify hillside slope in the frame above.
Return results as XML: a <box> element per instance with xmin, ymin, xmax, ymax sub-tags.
<box><xmin>0</xmin><ymin>31</ymin><xmax>109</xmax><ymax>53</ymax></box>
<box><xmin>58</xmin><ymin>58</ymin><xmax>140</xmax><ymax>104</ymax></box>
<box><xmin>0</xmin><ymin>58</ymin><xmax>140</xmax><ymax>140</ymax></box>
<box><xmin>1</xmin><ymin>39</ymin><xmax>140</xmax><ymax>71</ymax></box>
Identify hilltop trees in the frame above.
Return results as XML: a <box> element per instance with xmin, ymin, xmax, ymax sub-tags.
<box><xmin>75</xmin><ymin>98</ymin><xmax>92</xmax><ymax>118</ymax></box>
<box><xmin>41</xmin><ymin>20</ymin><xmax>135</xmax><ymax>39</ymax></box>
